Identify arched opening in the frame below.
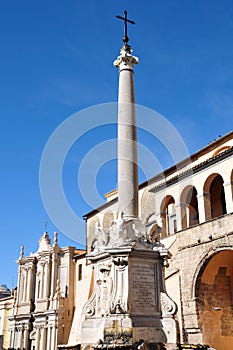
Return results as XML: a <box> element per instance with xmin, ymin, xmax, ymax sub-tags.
<box><xmin>102</xmin><ymin>211</ymin><xmax>114</xmax><ymax>244</ymax></box>
<box><xmin>140</xmin><ymin>189</ymin><xmax>155</xmax><ymax>224</ymax></box>
<box><xmin>212</xmin><ymin>145</ymin><xmax>231</xmax><ymax>157</ymax></box>
<box><xmin>209</xmin><ymin>175</ymin><xmax>226</xmax><ymax>218</ymax></box>
<box><xmin>195</xmin><ymin>250</ymin><xmax>233</xmax><ymax>350</ymax></box>
<box><xmin>160</xmin><ymin>195</ymin><xmax>176</xmax><ymax>237</ymax></box>
<box><xmin>87</xmin><ymin>217</ymin><xmax>100</xmax><ymax>253</ymax></box>
<box><xmin>180</xmin><ymin>186</ymin><xmax>199</xmax><ymax>229</ymax></box>
<box><xmin>203</xmin><ymin>173</ymin><xmax>227</xmax><ymax>220</ymax></box>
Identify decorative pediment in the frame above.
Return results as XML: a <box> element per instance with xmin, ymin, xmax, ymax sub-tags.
<box><xmin>37</xmin><ymin>232</ymin><xmax>51</xmax><ymax>253</ymax></box>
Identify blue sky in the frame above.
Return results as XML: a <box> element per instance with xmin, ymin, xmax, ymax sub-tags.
<box><xmin>0</xmin><ymin>0</ymin><xmax>233</xmax><ymax>288</ymax></box>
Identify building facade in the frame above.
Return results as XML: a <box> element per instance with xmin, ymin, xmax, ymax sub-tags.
<box><xmin>85</xmin><ymin>131</ymin><xmax>233</xmax><ymax>350</ymax></box>
<box><xmin>0</xmin><ymin>294</ymin><xmax>14</xmax><ymax>350</ymax></box>
<box><xmin>7</xmin><ymin>133</ymin><xmax>233</xmax><ymax>350</ymax></box>
<box><xmin>8</xmin><ymin>232</ymin><xmax>85</xmax><ymax>350</ymax></box>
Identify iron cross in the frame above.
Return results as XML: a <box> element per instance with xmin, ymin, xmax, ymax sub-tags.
<box><xmin>116</xmin><ymin>10</ymin><xmax>135</xmax><ymax>45</ymax></box>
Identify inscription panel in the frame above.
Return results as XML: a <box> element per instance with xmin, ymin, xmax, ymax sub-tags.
<box><xmin>130</xmin><ymin>262</ymin><xmax>158</xmax><ymax>315</ymax></box>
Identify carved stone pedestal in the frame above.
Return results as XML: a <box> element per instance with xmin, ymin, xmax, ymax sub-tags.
<box><xmin>81</xmin><ymin>242</ymin><xmax>177</xmax><ymax>350</ymax></box>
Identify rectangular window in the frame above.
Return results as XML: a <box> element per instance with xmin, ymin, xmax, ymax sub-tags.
<box><xmin>78</xmin><ymin>264</ymin><xmax>82</xmax><ymax>281</ymax></box>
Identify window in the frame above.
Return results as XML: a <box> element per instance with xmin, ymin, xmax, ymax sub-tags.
<box><xmin>78</xmin><ymin>264</ymin><xmax>82</xmax><ymax>281</ymax></box>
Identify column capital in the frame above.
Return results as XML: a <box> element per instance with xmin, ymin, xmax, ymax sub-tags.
<box><xmin>223</xmin><ymin>181</ymin><xmax>233</xmax><ymax>187</ymax></box>
<box><xmin>197</xmin><ymin>192</ymin><xmax>210</xmax><ymax>198</ymax></box>
<box><xmin>114</xmin><ymin>46</ymin><xmax>139</xmax><ymax>70</ymax></box>
<box><xmin>175</xmin><ymin>202</ymin><xmax>187</xmax><ymax>208</ymax></box>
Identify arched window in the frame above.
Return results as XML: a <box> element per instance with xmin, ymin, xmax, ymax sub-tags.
<box><xmin>160</xmin><ymin>195</ymin><xmax>176</xmax><ymax>237</ymax></box>
<box><xmin>210</xmin><ymin>175</ymin><xmax>226</xmax><ymax>218</ymax></box>
<box><xmin>204</xmin><ymin>173</ymin><xmax>227</xmax><ymax>220</ymax></box>
<box><xmin>180</xmin><ymin>186</ymin><xmax>199</xmax><ymax>229</ymax></box>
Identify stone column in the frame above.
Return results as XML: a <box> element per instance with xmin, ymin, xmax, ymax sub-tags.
<box><xmin>224</xmin><ymin>181</ymin><xmax>233</xmax><ymax>214</ymax></box>
<box><xmin>18</xmin><ymin>329</ymin><xmax>23</xmax><ymax>350</ymax></box>
<box><xmin>114</xmin><ymin>45</ymin><xmax>139</xmax><ymax>219</ymax></box>
<box><xmin>27</xmin><ymin>265</ymin><xmax>33</xmax><ymax>301</ymax></box>
<box><xmin>50</xmin><ymin>326</ymin><xmax>56</xmax><ymax>350</ymax></box>
<box><xmin>40</xmin><ymin>263</ymin><xmax>45</xmax><ymax>299</ymax></box>
<box><xmin>35</xmin><ymin>272</ymin><xmax>40</xmax><ymax>300</ymax></box>
<box><xmin>9</xmin><ymin>330</ymin><xmax>14</xmax><ymax>349</ymax></box>
<box><xmin>36</xmin><ymin>328</ymin><xmax>40</xmax><ymax>350</ymax></box>
<box><xmin>24</xmin><ymin>328</ymin><xmax>29</xmax><ymax>350</ymax></box>
<box><xmin>50</xmin><ymin>249</ymin><xmax>59</xmax><ymax>302</ymax></box>
<box><xmin>16</xmin><ymin>265</ymin><xmax>22</xmax><ymax>305</ymax></box>
<box><xmin>44</xmin><ymin>262</ymin><xmax>48</xmax><ymax>298</ymax></box>
<box><xmin>40</xmin><ymin>327</ymin><xmax>47</xmax><ymax>350</ymax></box>
<box><xmin>23</xmin><ymin>268</ymin><xmax>28</xmax><ymax>302</ymax></box>
<box><xmin>197</xmin><ymin>192</ymin><xmax>208</xmax><ymax>223</ymax></box>
<box><xmin>44</xmin><ymin>258</ymin><xmax>51</xmax><ymax>299</ymax></box>
<box><xmin>175</xmin><ymin>203</ymin><xmax>186</xmax><ymax>231</ymax></box>
<box><xmin>46</xmin><ymin>327</ymin><xmax>51</xmax><ymax>350</ymax></box>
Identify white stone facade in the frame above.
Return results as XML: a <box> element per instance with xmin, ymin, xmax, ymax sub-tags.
<box><xmin>8</xmin><ymin>232</ymin><xmax>83</xmax><ymax>350</ymax></box>
<box><xmin>85</xmin><ymin>131</ymin><xmax>233</xmax><ymax>350</ymax></box>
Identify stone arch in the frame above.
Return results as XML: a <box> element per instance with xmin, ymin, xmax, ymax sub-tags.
<box><xmin>203</xmin><ymin>173</ymin><xmax>226</xmax><ymax>220</ymax></box>
<box><xmin>180</xmin><ymin>185</ymin><xmax>199</xmax><ymax>229</ymax></box>
<box><xmin>87</xmin><ymin>216</ymin><xmax>100</xmax><ymax>253</ymax></box>
<box><xmin>102</xmin><ymin>211</ymin><xmax>114</xmax><ymax>239</ymax></box>
<box><xmin>212</xmin><ymin>145</ymin><xmax>231</xmax><ymax>157</ymax></box>
<box><xmin>194</xmin><ymin>249</ymin><xmax>233</xmax><ymax>350</ymax></box>
<box><xmin>145</xmin><ymin>213</ymin><xmax>157</xmax><ymax>226</ymax></box>
<box><xmin>160</xmin><ymin>195</ymin><xmax>176</xmax><ymax>237</ymax></box>
<box><xmin>140</xmin><ymin>188</ymin><xmax>155</xmax><ymax>224</ymax></box>
<box><xmin>147</xmin><ymin>222</ymin><xmax>161</xmax><ymax>243</ymax></box>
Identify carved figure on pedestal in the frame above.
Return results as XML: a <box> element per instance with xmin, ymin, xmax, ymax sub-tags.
<box><xmin>147</xmin><ymin>222</ymin><xmax>162</xmax><ymax>243</ymax></box>
<box><xmin>91</xmin><ymin>222</ymin><xmax>108</xmax><ymax>251</ymax></box>
<box><xmin>108</xmin><ymin>212</ymin><xmax>128</xmax><ymax>246</ymax></box>
<box><xmin>96</xmin><ymin>264</ymin><xmax>113</xmax><ymax>316</ymax></box>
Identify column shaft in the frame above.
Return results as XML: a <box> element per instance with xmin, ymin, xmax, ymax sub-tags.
<box><xmin>114</xmin><ymin>46</ymin><xmax>139</xmax><ymax>219</ymax></box>
<box><xmin>224</xmin><ymin>182</ymin><xmax>233</xmax><ymax>214</ymax></box>
<box><xmin>23</xmin><ymin>269</ymin><xmax>28</xmax><ymax>302</ymax></box>
<box><xmin>27</xmin><ymin>268</ymin><xmax>32</xmax><ymax>301</ymax></box>
<box><xmin>197</xmin><ymin>193</ymin><xmax>207</xmax><ymax>223</ymax></box>
<box><xmin>40</xmin><ymin>265</ymin><xmax>44</xmax><ymax>299</ymax></box>
<box><xmin>40</xmin><ymin>327</ymin><xmax>47</xmax><ymax>350</ymax></box>
<box><xmin>24</xmin><ymin>328</ymin><xmax>29</xmax><ymax>350</ymax></box>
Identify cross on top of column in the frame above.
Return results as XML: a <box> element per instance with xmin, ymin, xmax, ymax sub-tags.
<box><xmin>116</xmin><ymin>10</ymin><xmax>135</xmax><ymax>46</ymax></box>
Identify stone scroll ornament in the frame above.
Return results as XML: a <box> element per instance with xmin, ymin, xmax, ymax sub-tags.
<box><xmin>83</xmin><ymin>264</ymin><xmax>113</xmax><ymax>317</ymax></box>
<box><xmin>160</xmin><ymin>291</ymin><xmax>176</xmax><ymax>317</ymax></box>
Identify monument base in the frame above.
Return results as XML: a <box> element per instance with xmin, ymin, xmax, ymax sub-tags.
<box><xmin>81</xmin><ymin>242</ymin><xmax>177</xmax><ymax>350</ymax></box>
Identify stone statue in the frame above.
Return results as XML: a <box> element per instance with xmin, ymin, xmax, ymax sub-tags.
<box><xmin>19</xmin><ymin>245</ymin><xmax>24</xmax><ymax>259</ymax></box>
<box><xmin>96</xmin><ymin>264</ymin><xmax>113</xmax><ymax>316</ymax></box>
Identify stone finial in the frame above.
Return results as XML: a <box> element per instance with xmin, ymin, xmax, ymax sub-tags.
<box><xmin>19</xmin><ymin>245</ymin><xmax>24</xmax><ymax>259</ymax></box>
<box><xmin>53</xmin><ymin>231</ymin><xmax>58</xmax><ymax>246</ymax></box>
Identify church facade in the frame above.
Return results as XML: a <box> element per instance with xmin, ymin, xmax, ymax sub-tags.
<box><xmin>8</xmin><ymin>232</ymin><xmax>86</xmax><ymax>350</ymax></box>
